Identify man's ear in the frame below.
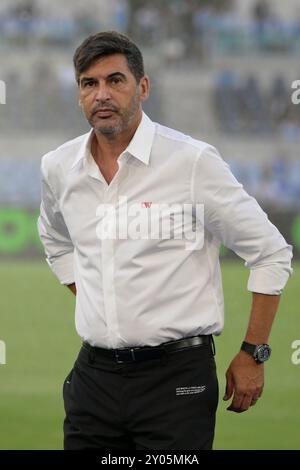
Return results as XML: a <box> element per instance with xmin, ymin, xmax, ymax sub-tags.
<box><xmin>139</xmin><ymin>75</ymin><xmax>150</xmax><ymax>102</ymax></box>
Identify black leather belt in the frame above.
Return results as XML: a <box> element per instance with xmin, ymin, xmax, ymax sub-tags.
<box><xmin>82</xmin><ymin>335</ymin><xmax>212</xmax><ymax>364</ymax></box>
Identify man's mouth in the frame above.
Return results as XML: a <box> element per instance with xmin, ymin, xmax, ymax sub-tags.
<box><xmin>93</xmin><ymin>109</ymin><xmax>116</xmax><ymax>118</ymax></box>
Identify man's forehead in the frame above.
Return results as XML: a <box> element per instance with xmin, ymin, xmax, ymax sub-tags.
<box><xmin>80</xmin><ymin>54</ymin><xmax>131</xmax><ymax>78</ymax></box>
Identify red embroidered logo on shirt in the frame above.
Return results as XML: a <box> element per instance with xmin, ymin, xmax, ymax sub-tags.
<box><xmin>142</xmin><ymin>202</ymin><xmax>152</xmax><ymax>208</ymax></box>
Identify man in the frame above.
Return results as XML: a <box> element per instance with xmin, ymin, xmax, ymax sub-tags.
<box><xmin>37</xmin><ymin>31</ymin><xmax>293</xmax><ymax>450</ymax></box>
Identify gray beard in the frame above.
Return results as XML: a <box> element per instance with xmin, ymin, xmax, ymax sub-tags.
<box><xmin>87</xmin><ymin>94</ymin><xmax>141</xmax><ymax>140</ymax></box>
<box><xmin>91</xmin><ymin>111</ymin><xmax>138</xmax><ymax>140</ymax></box>
<box><xmin>93</xmin><ymin>123</ymin><xmax>122</xmax><ymax>138</ymax></box>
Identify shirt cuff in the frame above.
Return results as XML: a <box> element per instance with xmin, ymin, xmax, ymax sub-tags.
<box><xmin>247</xmin><ymin>263</ymin><xmax>293</xmax><ymax>295</ymax></box>
<box><xmin>46</xmin><ymin>252</ymin><xmax>75</xmax><ymax>285</ymax></box>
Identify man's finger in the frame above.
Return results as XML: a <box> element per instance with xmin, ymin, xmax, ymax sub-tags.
<box><xmin>239</xmin><ymin>394</ymin><xmax>253</xmax><ymax>411</ymax></box>
<box><xmin>226</xmin><ymin>392</ymin><xmax>244</xmax><ymax>412</ymax></box>
<box><xmin>250</xmin><ymin>395</ymin><xmax>259</xmax><ymax>407</ymax></box>
<box><xmin>223</xmin><ymin>374</ymin><xmax>234</xmax><ymax>401</ymax></box>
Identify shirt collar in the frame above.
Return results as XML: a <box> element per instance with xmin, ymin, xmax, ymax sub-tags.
<box><xmin>70</xmin><ymin>128</ymin><xmax>94</xmax><ymax>170</ymax></box>
<box><xmin>125</xmin><ymin>112</ymin><xmax>155</xmax><ymax>165</ymax></box>
<box><xmin>70</xmin><ymin>111</ymin><xmax>155</xmax><ymax>170</ymax></box>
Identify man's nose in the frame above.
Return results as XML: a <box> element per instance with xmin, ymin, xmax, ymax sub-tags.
<box><xmin>94</xmin><ymin>83</ymin><xmax>111</xmax><ymax>102</ymax></box>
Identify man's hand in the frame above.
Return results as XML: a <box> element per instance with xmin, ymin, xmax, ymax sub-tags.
<box><xmin>223</xmin><ymin>350</ymin><xmax>264</xmax><ymax>413</ymax></box>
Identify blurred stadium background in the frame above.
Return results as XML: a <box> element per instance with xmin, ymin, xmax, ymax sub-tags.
<box><xmin>0</xmin><ymin>0</ymin><xmax>299</xmax><ymax>450</ymax></box>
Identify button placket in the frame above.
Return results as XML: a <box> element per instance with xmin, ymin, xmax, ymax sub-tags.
<box><xmin>100</xmin><ymin>155</ymin><xmax>127</xmax><ymax>349</ymax></box>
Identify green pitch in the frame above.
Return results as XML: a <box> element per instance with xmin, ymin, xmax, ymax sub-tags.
<box><xmin>0</xmin><ymin>261</ymin><xmax>299</xmax><ymax>450</ymax></box>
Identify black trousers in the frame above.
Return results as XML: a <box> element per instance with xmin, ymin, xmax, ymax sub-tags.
<box><xmin>63</xmin><ymin>340</ymin><xmax>218</xmax><ymax>450</ymax></box>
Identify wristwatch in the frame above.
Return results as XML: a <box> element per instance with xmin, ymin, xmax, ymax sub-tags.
<box><xmin>241</xmin><ymin>341</ymin><xmax>272</xmax><ymax>363</ymax></box>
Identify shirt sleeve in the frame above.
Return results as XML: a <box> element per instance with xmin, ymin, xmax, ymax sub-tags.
<box><xmin>192</xmin><ymin>145</ymin><xmax>293</xmax><ymax>295</ymax></box>
<box><xmin>37</xmin><ymin>159</ymin><xmax>75</xmax><ymax>285</ymax></box>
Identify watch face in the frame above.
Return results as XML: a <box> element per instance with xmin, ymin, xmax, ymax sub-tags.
<box><xmin>256</xmin><ymin>345</ymin><xmax>271</xmax><ymax>362</ymax></box>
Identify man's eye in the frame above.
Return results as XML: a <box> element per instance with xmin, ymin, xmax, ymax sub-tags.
<box><xmin>111</xmin><ymin>77</ymin><xmax>121</xmax><ymax>85</ymax></box>
<box><xmin>84</xmin><ymin>82</ymin><xmax>95</xmax><ymax>88</ymax></box>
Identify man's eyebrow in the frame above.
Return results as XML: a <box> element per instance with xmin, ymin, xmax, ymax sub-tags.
<box><xmin>80</xmin><ymin>72</ymin><xmax>127</xmax><ymax>85</ymax></box>
<box><xmin>106</xmin><ymin>72</ymin><xmax>127</xmax><ymax>80</ymax></box>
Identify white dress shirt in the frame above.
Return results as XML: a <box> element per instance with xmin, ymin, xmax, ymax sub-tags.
<box><xmin>37</xmin><ymin>112</ymin><xmax>293</xmax><ymax>348</ymax></box>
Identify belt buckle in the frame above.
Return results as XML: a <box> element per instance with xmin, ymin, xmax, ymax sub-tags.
<box><xmin>115</xmin><ymin>348</ymin><xmax>137</xmax><ymax>363</ymax></box>
<box><xmin>130</xmin><ymin>348</ymin><xmax>136</xmax><ymax>361</ymax></box>
<box><xmin>115</xmin><ymin>350</ymin><xmax>124</xmax><ymax>364</ymax></box>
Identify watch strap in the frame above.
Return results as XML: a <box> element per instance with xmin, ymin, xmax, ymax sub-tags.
<box><xmin>241</xmin><ymin>341</ymin><xmax>256</xmax><ymax>356</ymax></box>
